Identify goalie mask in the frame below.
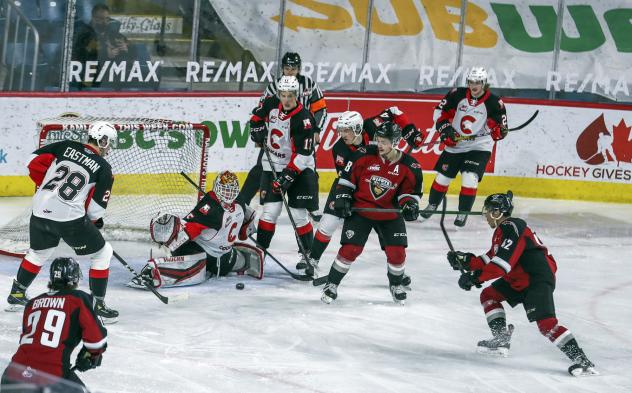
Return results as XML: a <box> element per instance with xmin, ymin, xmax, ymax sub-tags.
<box><xmin>213</xmin><ymin>170</ymin><xmax>240</xmax><ymax>206</ymax></box>
<box><xmin>88</xmin><ymin>121</ymin><xmax>118</xmax><ymax>155</ymax></box>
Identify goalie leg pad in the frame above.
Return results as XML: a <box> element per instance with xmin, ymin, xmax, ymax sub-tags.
<box><xmin>127</xmin><ymin>252</ymin><xmax>208</xmax><ymax>289</ymax></box>
<box><xmin>233</xmin><ymin>243</ymin><xmax>264</xmax><ymax>280</ymax></box>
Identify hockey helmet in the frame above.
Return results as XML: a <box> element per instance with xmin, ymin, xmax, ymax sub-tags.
<box><xmin>213</xmin><ymin>170</ymin><xmax>240</xmax><ymax>206</ymax></box>
<box><xmin>88</xmin><ymin>121</ymin><xmax>118</xmax><ymax>151</ymax></box>
<box><xmin>277</xmin><ymin>75</ymin><xmax>299</xmax><ymax>96</ymax></box>
<box><xmin>483</xmin><ymin>191</ymin><xmax>514</xmax><ymax>217</ymax></box>
<box><xmin>282</xmin><ymin>52</ymin><xmax>301</xmax><ymax>69</ymax></box>
<box><xmin>375</xmin><ymin>121</ymin><xmax>402</xmax><ymax>147</ymax></box>
<box><xmin>50</xmin><ymin>257</ymin><xmax>83</xmax><ymax>287</ymax></box>
<box><xmin>337</xmin><ymin>111</ymin><xmax>363</xmax><ymax>137</ymax></box>
<box><xmin>466</xmin><ymin>67</ymin><xmax>488</xmax><ymax>85</ymax></box>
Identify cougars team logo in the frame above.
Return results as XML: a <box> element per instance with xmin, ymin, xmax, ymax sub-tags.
<box><xmin>369</xmin><ymin>176</ymin><xmax>393</xmax><ymax>200</ymax></box>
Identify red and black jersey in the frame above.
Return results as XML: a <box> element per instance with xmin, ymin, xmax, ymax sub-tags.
<box><xmin>339</xmin><ymin>146</ymin><xmax>423</xmax><ymax>221</ymax></box>
<box><xmin>28</xmin><ymin>140</ymin><xmax>113</xmax><ymax>222</ymax></box>
<box><xmin>331</xmin><ymin>133</ymin><xmax>373</xmax><ymax>176</ymax></box>
<box><xmin>10</xmin><ymin>289</ymin><xmax>107</xmax><ymax>378</ymax></box>
<box><xmin>470</xmin><ymin>217</ymin><xmax>558</xmax><ymax>291</ymax></box>
<box><xmin>435</xmin><ymin>87</ymin><xmax>507</xmax><ymax>153</ymax></box>
<box><xmin>250</xmin><ymin>95</ymin><xmax>318</xmax><ymax>174</ymax></box>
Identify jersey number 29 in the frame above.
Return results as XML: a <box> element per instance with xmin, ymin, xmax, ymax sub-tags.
<box><xmin>20</xmin><ymin>309</ymin><xmax>66</xmax><ymax>348</ymax></box>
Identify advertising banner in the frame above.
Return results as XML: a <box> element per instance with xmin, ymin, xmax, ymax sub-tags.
<box><xmin>0</xmin><ymin>93</ymin><xmax>630</xmax><ymax>201</ymax></box>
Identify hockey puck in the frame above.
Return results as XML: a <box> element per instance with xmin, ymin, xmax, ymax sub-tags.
<box><xmin>236</xmin><ymin>282</ymin><xmax>245</xmax><ymax>290</ymax></box>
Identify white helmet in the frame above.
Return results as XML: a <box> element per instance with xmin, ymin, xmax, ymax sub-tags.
<box><xmin>336</xmin><ymin>111</ymin><xmax>363</xmax><ymax>137</ymax></box>
<box><xmin>277</xmin><ymin>75</ymin><xmax>299</xmax><ymax>95</ymax></box>
<box><xmin>213</xmin><ymin>170</ymin><xmax>240</xmax><ymax>206</ymax></box>
<box><xmin>88</xmin><ymin>121</ymin><xmax>117</xmax><ymax>153</ymax></box>
<box><xmin>466</xmin><ymin>67</ymin><xmax>488</xmax><ymax>85</ymax></box>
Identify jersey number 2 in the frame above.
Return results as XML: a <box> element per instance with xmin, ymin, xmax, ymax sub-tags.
<box><xmin>20</xmin><ymin>309</ymin><xmax>66</xmax><ymax>348</ymax></box>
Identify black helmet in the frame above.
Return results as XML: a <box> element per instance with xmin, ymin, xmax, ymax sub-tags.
<box><xmin>483</xmin><ymin>191</ymin><xmax>514</xmax><ymax>217</ymax></box>
<box><xmin>50</xmin><ymin>257</ymin><xmax>82</xmax><ymax>287</ymax></box>
<box><xmin>375</xmin><ymin>121</ymin><xmax>402</xmax><ymax>146</ymax></box>
<box><xmin>282</xmin><ymin>52</ymin><xmax>301</xmax><ymax>69</ymax></box>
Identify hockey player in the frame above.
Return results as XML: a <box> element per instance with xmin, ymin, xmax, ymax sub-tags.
<box><xmin>130</xmin><ymin>171</ymin><xmax>263</xmax><ymax>288</ymax></box>
<box><xmin>450</xmin><ymin>191</ymin><xmax>597</xmax><ymax>376</ymax></box>
<box><xmin>7</xmin><ymin>121</ymin><xmax>119</xmax><ymax>323</ymax></box>
<box><xmin>305</xmin><ymin>107</ymin><xmax>423</xmax><ymax>278</ymax></box>
<box><xmin>238</xmin><ymin>52</ymin><xmax>326</xmax><ymax>222</ymax></box>
<box><xmin>321</xmin><ymin>122</ymin><xmax>423</xmax><ymax>305</ymax></box>
<box><xmin>1</xmin><ymin>257</ymin><xmax>107</xmax><ymax>391</ymax></box>
<box><xmin>248</xmin><ymin>75</ymin><xmax>319</xmax><ymax>264</ymax></box>
<box><xmin>420</xmin><ymin>67</ymin><xmax>508</xmax><ymax>227</ymax></box>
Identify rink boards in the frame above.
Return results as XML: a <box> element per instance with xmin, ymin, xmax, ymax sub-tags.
<box><xmin>0</xmin><ymin>92</ymin><xmax>630</xmax><ymax>202</ymax></box>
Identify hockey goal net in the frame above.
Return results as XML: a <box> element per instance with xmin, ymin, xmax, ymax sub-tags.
<box><xmin>0</xmin><ymin>116</ymin><xmax>210</xmax><ymax>257</ymax></box>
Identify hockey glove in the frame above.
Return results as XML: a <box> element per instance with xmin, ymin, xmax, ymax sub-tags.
<box><xmin>399</xmin><ymin>197</ymin><xmax>419</xmax><ymax>221</ymax></box>
<box><xmin>150</xmin><ymin>213</ymin><xmax>190</xmax><ymax>252</ymax></box>
<box><xmin>488</xmin><ymin>119</ymin><xmax>508</xmax><ymax>141</ymax></box>
<box><xmin>402</xmin><ymin>124</ymin><xmax>423</xmax><ymax>149</ymax></box>
<box><xmin>437</xmin><ymin>121</ymin><xmax>458</xmax><ymax>147</ymax></box>
<box><xmin>458</xmin><ymin>270</ymin><xmax>482</xmax><ymax>291</ymax></box>
<box><xmin>334</xmin><ymin>186</ymin><xmax>354</xmax><ymax>218</ymax></box>
<box><xmin>272</xmin><ymin>168</ymin><xmax>298</xmax><ymax>194</ymax></box>
<box><xmin>75</xmin><ymin>346</ymin><xmax>104</xmax><ymax>372</ymax></box>
<box><xmin>93</xmin><ymin>218</ymin><xmax>104</xmax><ymax>229</ymax></box>
<box><xmin>249</xmin><ymin>121</ymin><xmax>268</xmax><ymax>144</ymax></box>
<box><xmin>447</xmin><ymin>251</ymin><xmax>475</xmax><ymax>271</ymax></box>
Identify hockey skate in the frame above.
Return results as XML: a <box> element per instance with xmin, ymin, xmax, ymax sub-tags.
<box><xmin>568</xmin><ymin>350</ymin><xmax>598</xmax><ymax>377</ymax></box>
<box><xmin>295</xmin><ymin>253</ymin><xmax>308</xmax><ymax>270</ymax></box>
<box><xmin>321</xmin><ymin>283</ymin><xmax>338</xmax><ymax>304</ymax></box>
<box><xmin>389</xmin><ymin>285</ymin><xmax>407</xmax><ymax>305</ymax></box>
<box><xmin>94</xmin><ymin>299</ymin><xmax>119</xmax><ymax>324</ymax></box>
<box><xmin>402</xmin><ymin>274</ymin><xmax>412</xmax><ymax>288</ymax></box>
<box><xmin>454</xmin><ymin>213</ymin><xmax>468</xmax><ymax>227</ymax></box>
<box><xmin>305</xmin><ymin>257</ymin><xmax>320</xmax><ymax>278</ymax></box>
<box><xmin>418</xmin><ymin>204</ymin><xmax>437</xmax><ymax>222</ymax></box>
<box><xmin>5</xmin><ymin>280</ymin><xmax>29</xmax><ymax>312</ymax></box>
<box><xmin>477</xmin><ymin>324</ymin><xmax>514</xmax><ymax>357</ymax></box>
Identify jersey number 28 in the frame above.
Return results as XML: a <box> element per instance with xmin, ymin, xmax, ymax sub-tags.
<box><xmin>42</xmin><ymin>165</ymin><xmax>87</xmax><ymax>201</ymax></box>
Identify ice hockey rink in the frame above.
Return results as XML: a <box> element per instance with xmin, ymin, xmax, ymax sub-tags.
<box><xmin>0</xmin><ymin>194</ymin><xmax>631</xmax><ymax>393</ymax></box>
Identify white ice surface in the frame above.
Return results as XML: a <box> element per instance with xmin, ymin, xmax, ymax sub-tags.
<box><xmin>0</xmin><ymin>195</ymin><xmax>631</xmax><ymax>393</ymax></box>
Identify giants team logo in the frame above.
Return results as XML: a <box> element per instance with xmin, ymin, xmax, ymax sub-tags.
<box><xmin>576</xmin><ymin>114</ymin><xmax>632</xmax><ymax>165</ymax></box>
<box><xmin>369</xmin><ymin>176</ymin><xmax>393</xmax><ymax>200</ymax></box>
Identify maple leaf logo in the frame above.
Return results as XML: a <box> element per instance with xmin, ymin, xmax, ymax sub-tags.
<box><xmin>611</xmin><ymin>119</ymin><xmax>632</xmax><ymax>164</ymax></box>
<box><xmin>577</xmin><ymin>116</ymin><xmax>632</xmax><ymax>165</ymax></box>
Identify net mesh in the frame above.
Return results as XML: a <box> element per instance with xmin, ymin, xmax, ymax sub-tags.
<box><xmin>0</xmin><ymin>117</ymin><xmax>209</xmax><ymax>256</ymax></box>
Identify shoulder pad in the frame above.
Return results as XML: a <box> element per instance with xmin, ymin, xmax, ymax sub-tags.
<box><xmin>499</xmin><ymin>218</ymin><xmax>524</xmax><ymax>237</ymax></box>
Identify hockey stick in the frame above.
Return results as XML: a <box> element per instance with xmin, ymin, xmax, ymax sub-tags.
<box><xmin>261</xmin><ymin>145</ymin><xmax>311</xmax><ymax>259</ymax></box>
<box><xmin>112</xmin><ymin>251</ymin><xmax>169</xmax><ymax>304</ymax></box>
<box><xmin>438</xmin><ymin>198</ymin><xmax>481</xmax><ymax>288</ymax></box>
<box><xmin>352</xmin><ymin>207</ymin><xmax>482</xmax><ymax>216</ymax></box>
<box><xmin>248</xmin><ymin>235</ymin><xmax>312</xmax><ymax>281</ymax></box>
<box><xmin>179</xmin><ymin>171</ymin><xmax>312</xmax><ymax>282</ymax></box>
<box><xmin>419</xmin><ymin>110</ymin><xmax>540</xmax><ymax>147</ymax></box>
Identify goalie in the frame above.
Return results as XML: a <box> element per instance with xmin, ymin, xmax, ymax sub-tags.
<box><xmin>128</xmin><ymin>171</ymin><xmax>263</xmax><ymax>289</ymax></box>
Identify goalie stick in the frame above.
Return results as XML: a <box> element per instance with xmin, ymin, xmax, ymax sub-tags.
<box><xmin>178</xmin><ymin>171</ymin><xmax>312</xmax><ymax>282</ymax></box>
<box><xmin>439</xmin><ymin>198</ymin><xmax>481</xmax><ymax>288</ymax></box>
<box><xmin>113</xmin><ymin>251</ymin><xmax>169</xmax><ymax>304</ymax></box>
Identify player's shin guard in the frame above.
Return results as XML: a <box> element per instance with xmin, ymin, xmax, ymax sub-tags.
<box><xmin>480</xmin><ymin>287</ymin><xmax>507</xmax><ymax>335</ymax></box>
<box><xmin>256</xmin><ymin>220</ymin><xmax>276</xmax><ymax>250</ymax></box>
<box><xmin>296</xmin><ymin>222</ymin><xmax>313</xmax><ymax>253</ymax></box>
<box><xmin>428</xmin><ymin>180</ymin><xmax>450</xmax><ymax>206</ymax></box>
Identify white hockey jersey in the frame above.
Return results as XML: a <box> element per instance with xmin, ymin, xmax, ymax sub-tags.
<box><xmin>434</xmin><ymin>87</ymin><xmax>507</xmax><ymax>154</ymax></box>
<box><xmin>182</xmin><ymin>192</ymin><xmax>251</xmax><ymax>257</ymax></box>
<box><xmin>27</xmin><ymin>141</ymin><xmax>113</xmax><ymax>222</ymax></box>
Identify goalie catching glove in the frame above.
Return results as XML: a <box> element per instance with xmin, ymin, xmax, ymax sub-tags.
<box><xmin>150</xmin><ymin>213</ymin><xmax>190</xmax><ymax>252</ymax></box>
